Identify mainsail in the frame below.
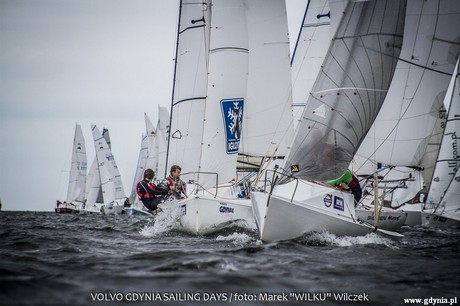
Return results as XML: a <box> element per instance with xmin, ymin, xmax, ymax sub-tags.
<box><xmin>166</xmin><ymin>0</ymin><xmax>211</xmax><ymax>178</ymax></box>
<box><xmin>282</xmin><ymin>0</ymin><xmax>406</xmax><ymax>181</ymax></box>
<box><xmin>166</xmin><ymin>0</ymin><xmax>249</xmax><ymax>189</ymax></box>
<box><xmin>66</xmin><ymin>124</ymin><xmax>87</xmax><ymax>204</ymax></box>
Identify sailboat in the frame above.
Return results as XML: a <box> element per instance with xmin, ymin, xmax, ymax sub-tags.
<box><xmin>160</xmin><ymin>0</ymin><xmax>254</xmax><ymax>234</ymax></box>
<box><xmin>354</xmin><ymin>0</ymin><xmax>460</xmax><ymax>227</ymax></box>
<box><xmin>55</xmin><ymin>124</ymin><xmax>87</xmax><ymax>213</ymax></box>
<box><xmin>425</xmin><ymin>58</ymin><xmax>460</xmax><ymax>227</ymax></box>
<box><xmin>80</xmin><ymin>127</ymin><xmax>111</xmax><ymax>214</ymax></box>
<box><xmin>81</xmin><ymin>125</ymin><xmax>126</xmax><ymax>214</ymax></box>
<box><xmin>250</xmin><ymin>0</ymin><xmax>407</xmax><ymax>242</ymax></box>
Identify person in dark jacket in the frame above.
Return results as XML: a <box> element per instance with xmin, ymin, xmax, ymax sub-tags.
<box><xmin>166</xmin><ymin>165</ymin><xmax>186</xmax><ymax>199</ymax></box>
<box><xmin>136</xmin><ymin>169</ymin><xmax>169</xmax><ymax>212</ymax></box>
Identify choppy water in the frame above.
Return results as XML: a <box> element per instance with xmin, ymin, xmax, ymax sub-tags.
<box><xmin>1</xmin><ymin>211</ymin><xmax>459</xmax><ymax>306</ymax></box>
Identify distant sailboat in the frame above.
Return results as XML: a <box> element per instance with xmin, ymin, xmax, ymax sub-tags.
<box><xmin>81</xmin><ymin>125</ymin><xmax>126</xmax><ymax>215</ymax></box>
<box><xmin>55</xmin><ymin>124</ymin><xmax>87</xmax><ymax>213</ymax></box>
<box><xmin>251</xmin><ymin>0</ymin><xmax>407</xmax><ymax>242</ymax></box>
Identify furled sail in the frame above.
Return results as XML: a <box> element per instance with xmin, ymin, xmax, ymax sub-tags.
<box><xmin>282</xmin><ymin>0</ymin><xmax>406</xmax><ymax>181</ymax></box>
<box><xmin>66</xmin><ymin>124</ymin><xmax>87</xmax><ymax>203</ymax></box>
<box><xmin>356</xmin><ymin>0</ymin><xmax>460</xmax><ymax>167</ymax></box>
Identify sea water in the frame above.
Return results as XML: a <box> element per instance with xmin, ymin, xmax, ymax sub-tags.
<box><xmin>1</xmin><ymin>211</ymin><xmax>459</xmax><ymax>306</ymax></box>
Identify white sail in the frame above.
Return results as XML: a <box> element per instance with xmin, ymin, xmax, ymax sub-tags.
<box><xmin>166</xmin><ymin>0</ymin><xmax>211</xmax><ymax>177</ymax></box>
<box><xmin>143</xmin><ymin>113</ymin><xmax>157</xmax><ymax>173</ymax></box>
<box><xmin>92</xmin><ymin>125</ymin><xmax>126</xmax><ymax>204</ymax></box>
<box><xmin>356</xmin><ymin>0</ymin><xmax>460</xmax><ymax>167</ymax></box>
<box><xmin>197</xmin><ymin>0</ymin><xmax>249</xmax><ymax>188</ymax></box>
<box><xmin>240</xmin><ymin>0</ymin><xmax>294</xmax><ymax>158</ymax></box>
<box><xmin>290</xmin><ymin>0</ymin><xmax>347</xmax><ymax>125</ymax></box>
<box><xmin>427</xmin><ymin>58</ymin><xmax>460</xmax><ymax>211</ymax></box>
<box><xmin>282</xmin><ymin>0</ymin><xmax>406</xmax><ymax>181</ymax></box>
<box><xmin>155</xmin><ymin>105</ymin><xmax>169</xmax><ymax>177</ymax></box>
<box><xmin>66</xmin><ymin>124</ymin><xmax>87</xmax><ymax>204</ymax></box>
<box><xmin>84</xmin><ymin>157</ymin><xmax>102</xmax><ymax>208</ymax></box>
<box><xmin>129</xmin><ymin>133</ymin><xmax>149</xmax><ymax>203</ymax></box>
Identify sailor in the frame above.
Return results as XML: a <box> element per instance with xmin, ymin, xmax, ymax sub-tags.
<box><xmin>166</xmin><ymin>165</ymin><xmax>186</xmax><ymax>199</ymax></box>
<box><xmin>326</xmin><ymin>169</ymin><xmax>362</xmax><ymax>207</ymax></box>
<box><xmin>136</xmin><ymin>169</ymin><xmax>169</xmax><ymax>213</ymax></box>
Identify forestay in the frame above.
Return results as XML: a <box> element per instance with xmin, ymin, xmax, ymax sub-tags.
<box><xmin>282</xmin><ymin>0</ymin><xmax>406</xmax><ymax>181</ymax></box>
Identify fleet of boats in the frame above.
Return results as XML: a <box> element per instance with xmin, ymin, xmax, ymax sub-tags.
<box><xmin>56</xmin><ymin>0</ymin><xmax>460</xmax><ymax>240</ymax></box>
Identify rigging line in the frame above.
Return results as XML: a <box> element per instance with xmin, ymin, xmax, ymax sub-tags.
<box><xmin>290</xmin><ymin>0</ymin><xmax>311</xmax><ymax>66</ymax></box>
<box><xmin>172</xmin><ymin>96</ymin><xmax>207</xmax><ymax>107</ymax></box>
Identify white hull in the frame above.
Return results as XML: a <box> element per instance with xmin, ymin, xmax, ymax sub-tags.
<box><xmin>79</xmin><ymin>203</ymin><xmax>123</xmax><ymax>215</ymax></box>
<box><xmin>251</xmin><ymin>180</ymin><xmax>388</xmax><ymax>242</ymax></box>
<box><xmin>160</xmin><ymin>193</ymin><xmax>254</xmax><ymax>235</ymax></box>
<box><xmin>427</xmin><ymin>213</ymin><xmax>460</xmax><ymax>228</ymax></box>
<box><xmin>355</xmin><ymin>206</ymin><xmax>407</xmax><ymax>231</ymax></box>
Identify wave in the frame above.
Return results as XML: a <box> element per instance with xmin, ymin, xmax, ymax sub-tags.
<box><xmin>297</xmin><ymin>231</ymin><xmax>398</xmax><ymax>249</ymax></box>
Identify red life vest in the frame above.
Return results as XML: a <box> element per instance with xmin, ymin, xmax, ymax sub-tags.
<box><xmin>136</xmin><ymin>180</ymin><xmax>157</xmax><ymax>200</ymax></box>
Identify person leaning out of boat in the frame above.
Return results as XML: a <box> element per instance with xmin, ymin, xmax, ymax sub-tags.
<box><xmin>326</xmin><ymin>169</ymin><xmax>362</xmax><ymax>207</ymax></box>
<box><xmin>166</xmin><ymin>164</ymin><xmax>186</xmax><ymax>199</ymax></box>
<box><xmin>136</xmin><ymin>169</ymin><xmax>170</xmax><ymax>213</ymax></box>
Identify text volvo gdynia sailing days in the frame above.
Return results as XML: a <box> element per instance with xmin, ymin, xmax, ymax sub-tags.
<box><xmin>90</xmin><ymin>292</ymin><xmax>229</xmax><ymax>302</ymax></box>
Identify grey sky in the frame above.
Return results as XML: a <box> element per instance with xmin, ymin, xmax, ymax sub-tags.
<box><xmin>0</xmin><ymin>0</ymin><xmax>306</xmax><ymax>211</ymax></box>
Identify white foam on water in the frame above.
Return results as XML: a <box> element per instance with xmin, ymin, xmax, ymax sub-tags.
<box><xmin>309</xmin><ymin>231</ymin><xmax>398</xmax><ymax>249</ymax></box>
<box><xmin>138</xmin><ymin>200</ymin><xmax>183</xmax><ymax>237</ymax></box>
<box><xmin>215</xmin><ymin>232</ymin><xmax>260</xmax><ymax>246</ymax></box>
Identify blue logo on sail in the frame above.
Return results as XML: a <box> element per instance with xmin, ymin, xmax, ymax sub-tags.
<box><xmin>221</xmin><ymin>98</ymin><xmax>244</xmax><ymax>154</ymax></box>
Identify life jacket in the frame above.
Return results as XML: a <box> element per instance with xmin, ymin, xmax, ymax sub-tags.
<box><xmin>136</xmin><ymin>180</ymin><xmax>157</xmax><ymax>200</ymax></box>
<box><xmin>167</xmin><ymin>176</ymin><xmax>185</xmax><ymax>192</ymax></box>
<box><xmin>348</xmin><ymin>175</ymin><xmax>361</xmax><ymax>191</ymax></box>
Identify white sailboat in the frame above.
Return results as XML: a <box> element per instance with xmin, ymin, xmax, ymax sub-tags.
<box><xmin>354</xmin><ymin>0</ymin><xmax>460</xmax><ymax>226</ymax></box>
<box><xmin>80</xmin><ymin>128</ymin><xmax>111</xmax><ymax>214</ymax></box>
<box><xmin>425</xmin><ymin>58</ymin><xmax>460</xmax><ymax>227</ymax></box>
<box><xmin>162</xmin><ymin>0</ymin><xmax>254</xmax><ymax>234</ymax></box>
<box><xmin>56</xmin><ymin>123</ymin><xmax>87</xmax><ymax>213</ymax></box>
<box><xmin>251</xmin><ymin>0</ymin><xmax>407</xmax><ymax>242</ymax></box>
<box><xmin>82</xmin><ymin>125</ymin><xmax>126</xmax><ymax>215</ymax></box>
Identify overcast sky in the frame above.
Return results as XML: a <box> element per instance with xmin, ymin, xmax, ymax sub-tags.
<box><xmin>0</xmin><ymin>0</ymin><xmax>307</xmax><ymax>211</ymax></box>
